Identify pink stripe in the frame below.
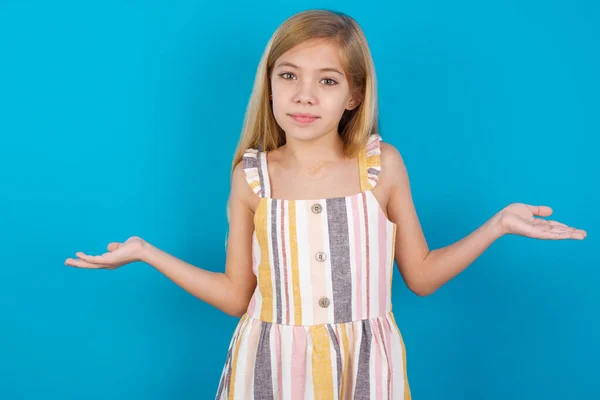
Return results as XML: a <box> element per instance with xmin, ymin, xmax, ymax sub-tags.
<box><xmin>351</xmin><ymin>195</ymin><xmax>363</xmax><ymax>319</ymax></box>
<box><xmin>378</xmin><ymin>207</ymin><xmax>388</xmax><ymax>315</ymax></box>
<box><xmin>382</xmin><ymin>316</ymin><xmax>394</xmax><ymax>398</ymax></box>
<box><xmin>273</xmin><ymin>325</ymin><xmax>283</xmax><ymax>397</ymax></box>
<box><xmin>377</xmin><ymin>317</ymin><xmax>393</xmax><ymax>399</ymax></box>
<box><xmin>291</xmin><ymin>326</ymin><xmax>307</xmax><ymax>400</ymax></box>
<box><xmin>374</xmin><ymin>320</ymin><xmax>383</xmax><ymax>399</ymax></box>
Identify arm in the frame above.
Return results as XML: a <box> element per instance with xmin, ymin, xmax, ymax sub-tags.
<box><xmin>66</xmin><ymin>161</ymin><xmax>258</xmax><ymax>317</ymax></box>
<box><xmin>142</xmin><ymin>161</ymin><xmax>258</xmax><ymax>316</ymax></box>
<box><xmin>381</xmin><ymin>143</ymin><xmax>504</xmax><ymax>296</ymax></box>
<box><xmin>381</xmin><ymin>143</ymin><xmax>585</xmax><ymax>296</ymax></box>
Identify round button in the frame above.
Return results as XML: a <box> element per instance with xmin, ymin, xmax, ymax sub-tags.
<box><xmin>318</xmin><ymin>296</ymin><xmax>330</xmax><ymax>308</ymax></box>
<box><xmin>315</xmin><ymin>252</ymin><xmax>327</xmax><ymax>262</ymax></box>
<box><xmin>311</xmin><ymin>203</ymin><xmax>322</xmax><ymax>214</ymax></box>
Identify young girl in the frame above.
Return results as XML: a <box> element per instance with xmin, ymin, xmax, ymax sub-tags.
<box><xmin>65</xmin><ymin>9</ymin><xmax>587</xmax><ymax>400</ymax></box>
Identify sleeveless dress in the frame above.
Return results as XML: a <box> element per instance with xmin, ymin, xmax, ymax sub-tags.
<box><xmin>216</xmin><ymin>134</ymin><xmax>412</xmax><ymax>399</ymax></box>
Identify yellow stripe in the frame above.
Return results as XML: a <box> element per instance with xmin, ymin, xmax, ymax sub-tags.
<box><xmin>228</xmin><ymin>315</ymin><xmax>251</xmax><ymax>400</ymax></box>
<box><xmin>289</xmin><ymin>200</ymin><xmax>302</xmax><ymax>325</ymax></box>
<box><xmin>339</xmin><ymin>323</ymin><xmax>350</xmax><ymax>398</ymax></box>
<box><xmin>310</xmin><ymin>325</ymin><xmax>334</xmax><ymax>400</ymax></box>
<box><xmin>249</xmin><ymin>180</ymin><xmax>261</xmax><ymax>192</ymax></box>
<box><xmin>390</xmin><ymin>313</ymin><xmax>412</xmax><ymax>400</ymax></box>
<box><xmin>357</xmin><ymin>148</ymin><xmax>370</xmax><ymax>191</ymax></box>
<box><xmin>255</xmin><ymin>199</ymin><xmax>273</xmax><ymax>322</ymax></box>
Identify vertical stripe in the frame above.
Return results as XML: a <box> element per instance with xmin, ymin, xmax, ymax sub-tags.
<box><xmin>309</xmin><ymin>202</ymin><xmax>327</xmax><ymax>325</ymax></box>
<box><xmin>389</xmin><ymin>313</ymin><xmax>411</xmax><ymax>400</ymax></box>
<box><xmin>296</xmin><ymin>202</ymin><xmax>313</xmax><ymax>324</ymax></box>
<box><xmin>272</xmin><ymin>325</ymin><xmax>283</xmax><ymax>398</ymax></box>
<box><xmin>257</xmin><ymin>152</ymin><xmax>266</xmax><ymax>198</ymax></box>
<box><xmin>291</xmin><ymin>326</ymin><xmax>307</xmax><ymax>400</ymax></box>
<box><xmin>376</xmin><ymin>318</ymin><xmax>393</xmax><ymax>400</ymax></box>
<box><xmin>289</xmin><ymin>200</ymin><xmax>302</xmax><ymax>326</ymax></box>
<box><xmin>351</xmin><ymin>194</ymin><xmax>363</xmax><ymax>320</ymax></box>
<box><xmin>310</xmin><ymin>325</ymin><xmax>334</xmax><ymax>400</ymax></box>
<box><xmin>326</xmin><ymin>197</ymin><xmax>353</xmax><ymax>322</ymax></box>
<box><xmin>362</xmin><ymin>192</ymin><xmax>371</xmax><ymax>318</ymax></box>
<box><xmin>357</xmin><ymin>145</ymin><xmax>370</xmax><ymax>191</ymax></box>
<box><xmin>254</xmin><ymin>322</ymin><xmax>274</xmax><ymax>399</ymax></box>
<box><xmin>256</xmin><ymin>200</ymin><xmax>273</xmax><ymax>322</ymax></box>
<box><xmin>280</xmin><ymin>201</ymin><xmax>291</xmax><ymax>325</ymax></box>
<box><xmin>378</xmin><ymin>203</ymin><xmax>388</xmax><ymax>316</ymax></box>
<box><xmin>326</xmin><ymin>325</ymin><xmax>343</xmax><ymax>396</ymax></box>
<box><xmin>271</xmin><ymin>200</ymin><xmax>282</xmax><ymax>324</ymax></box>
<box><xmin>228</xmin><ymin>316</ymin><xmax>253</xmax><ymax>400</ymax></box>
<box><xmin>339</xmin><ymin>322</ymin><xmax>350</xmax><ymax>399</ymax></box>
<box><xmin>354</xmin><ymin>320</ymin><xmax>372</xmax><ymax>399</ymax></box>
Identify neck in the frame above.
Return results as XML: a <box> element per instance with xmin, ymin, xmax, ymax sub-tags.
<box><xmin>280</xmin><ymin>131</ymin><xmax>346</xmax><ymax>176</ymax></box>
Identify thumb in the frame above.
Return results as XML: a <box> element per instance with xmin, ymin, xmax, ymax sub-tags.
<box><xmin>107</xmin><ymin>242</ymin><xmax>122</xmax><ymax>252</ymax></box>
<box><xmin>527</xmin><ymin>205</ymin><xmax>553</xmax><ymax>217</ymax></box>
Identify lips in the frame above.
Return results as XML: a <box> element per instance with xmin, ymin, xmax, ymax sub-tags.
<box><xmin>289</xmin><ymin>113</ymin><xmax>320</xmax><ymax>124</ymax></box>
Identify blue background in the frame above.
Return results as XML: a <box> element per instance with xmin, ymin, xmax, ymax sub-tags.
<box><xmin>1</xmin><ymin>0</ymin><xmax>598</xmax><ymax>398</ymax></box>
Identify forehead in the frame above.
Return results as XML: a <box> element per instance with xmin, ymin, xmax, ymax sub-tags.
<box><xmin>275</xmin><ymin>38</ymin><xmax>343</xmax><ymax>70</ymax></box>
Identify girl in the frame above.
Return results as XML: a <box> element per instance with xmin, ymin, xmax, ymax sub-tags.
<box><xmin>65</xmin><ymin>9</ymin><xmax>587</xmax><ymax>400</ymax></box>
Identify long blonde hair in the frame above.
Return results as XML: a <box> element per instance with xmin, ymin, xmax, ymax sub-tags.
<box><xmin>231</xmin><ymin>9</ymin><xmax>379</xmax><ymax>172</ymax></box>
<box><xmin>225</xmin><ymin>10</ymin><xmax>380</xmax><ymax>244</ymax></box>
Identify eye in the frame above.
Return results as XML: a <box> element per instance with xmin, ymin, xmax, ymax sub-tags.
<box><xmin>321</xmin><ymin>78</ymin><xmax>338</xmax><ymax>86</ymax></box>
<box><xmin>279</xmin><ymin>72</ymin><xmax>296</xmax><ymax>80</ymax></box>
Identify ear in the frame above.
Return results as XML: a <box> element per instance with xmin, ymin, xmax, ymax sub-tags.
<box><xmin>346</xmin><ymin>90</ymin><xmax>362</xmax><ymax>111</ymax></box>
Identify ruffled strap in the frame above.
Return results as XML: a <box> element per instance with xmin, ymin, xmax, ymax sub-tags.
<box><xmin>359</xmin><ymin>133</ymin><xmax>382</xmax><ymax>191</ymax></box>
<box><xmin>242</xmin><ymin>148</ymin><xmax>271</xmax><ymax>198</ymax></box>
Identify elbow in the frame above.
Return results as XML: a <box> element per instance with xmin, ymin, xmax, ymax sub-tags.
<box><xmin>408</xmin><ymin>279</ymin><xmax>437</xmax><ymax>297</ymax></box>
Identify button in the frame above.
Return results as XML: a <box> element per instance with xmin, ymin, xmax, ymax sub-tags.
<box><xmin>311</xmin><ymin>203</ymin><xmax>322</xmax><ymax>214</ymax></box>
<box><xmin>315</xmin><ymin>252</ymin><xmax>327</xmax><ymax>262</ymax></box>
<box><xmin>318</xmin><ymin>296</ymin><xmax>330</xmax><ymax>308</ymax></box>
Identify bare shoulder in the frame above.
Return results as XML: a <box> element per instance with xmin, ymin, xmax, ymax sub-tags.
<box><xmin>379</xmin><ymin>141</ymin><xmax>409</xmax><ymax>187</ymax></box>
<box><xmin>230</xmin><ymin>159</ymin><xmax>260</xmax><ymax>213</ymax></box>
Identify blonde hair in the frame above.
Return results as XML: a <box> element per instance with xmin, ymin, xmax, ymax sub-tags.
<box><xmin>231</xmin><ymin>9</ymin><xmax>380</xmax><ymax>172</ymax></box>
<box><xmin>225</xmin><ymin>10</ymin><xmax>380</xmax><ymax>247</ymax></box>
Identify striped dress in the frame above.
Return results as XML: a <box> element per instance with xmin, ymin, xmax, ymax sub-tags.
<box><xmin>216</xmin><ymin>134</ymin><xmax>412</xmax><ymax>399</ymax></box>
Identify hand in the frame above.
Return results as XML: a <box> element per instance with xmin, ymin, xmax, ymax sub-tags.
<box><xmin>498</xmin><ymin>203</ymin><xmax>587</xmax><ymax>240</ymax></box>
<box><xmin>65</xmin><ymin>236</ymin><xmax>146</xmax><ymax>270</ymax></box>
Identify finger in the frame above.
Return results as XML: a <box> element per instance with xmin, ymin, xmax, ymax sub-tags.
<box><xmin>107</xmin><ymin>242</ymin><xmax>122</xmax><ymax>252</ymax></box>
<box><xmin>75</xmin><ymin>252</ymin><xmax>114</xmax><ymax>265</ymax></box>
<box><xmin>65</xmin><ymin>257</ymin><xmax>112</xmax><ymax>269</ymax></box>
<box><xmin>527</xmin><ymin>205</ymin><xmax>553</xmax><ymax>217</ymax></box>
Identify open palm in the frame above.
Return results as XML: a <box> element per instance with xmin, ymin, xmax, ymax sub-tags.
<box><xmin>499</xmin><ymin>203</ymin><xmax>587</xmax><ymax>240</ymax></box>
<box><xmin>65</xmin><ymin>236</ymin><xmax>145</xmax><ymax>270</ymax></box>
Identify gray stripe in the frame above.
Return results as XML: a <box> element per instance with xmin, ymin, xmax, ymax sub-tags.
<box><xmin>257</xmin><ymin>152</ymin><xmax>266</xmax><ymax>198</ymax></box>
<box><xmin>215</xmin><ymin>345</ymin><xmax>233</xmax><ymax>399</ymax></box>
<box><xmin>325</xmin><ymin>197</ymin><xmax>352</xmax><ymax>322</ymax></box>
<box><xmin>270</xmin><ymin>200</ymin><xmax>282</xmax><ymax>324</ymax></box>
<box><xmin>326</xmin><ymin>325</ymin><xmax>343</xmax><ymax>395</ymax></box>
<box><xmin>254</xmin><ymin>322</ymin><xmax>274</xmax><ymax>399</ymax></box>
<box><xmin>367</xmin><ymin>167</ymin><xmax>380</xmax><ymax>178</ymax></box>
<box><xmin>354</xmin><ymin>321</ymin><xmax>372</xmax><ymax>399</ymax></box>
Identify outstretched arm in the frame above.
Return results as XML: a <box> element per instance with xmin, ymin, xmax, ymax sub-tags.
<box><xmin>380</xmin><ymin>143</ymin><xmax>586</xmax><ymax>297</ymax></box>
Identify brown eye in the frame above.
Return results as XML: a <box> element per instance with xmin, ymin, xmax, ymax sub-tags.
<box><xmin>279</xmin><ymin>72</ymin><xmax>296</xmax><ymax>80</ymax></box>
<box><xmin>321</xmin><ymin>78</ymin><xmax>338</xmax><ymax>86</ymax></box>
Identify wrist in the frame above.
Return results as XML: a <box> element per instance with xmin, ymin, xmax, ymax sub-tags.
<box><xmin>489</xmin><ymin>212</ymin><xmax>507</xmax><ymax>239</ymax></box>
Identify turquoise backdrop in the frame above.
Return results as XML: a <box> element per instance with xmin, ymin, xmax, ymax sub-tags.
<box><xmin>1</xmin><ymin>0</ymin><xmax>597</xmax><ymax>398</ymax></box>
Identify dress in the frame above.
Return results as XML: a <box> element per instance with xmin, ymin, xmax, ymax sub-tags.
<box><xmin>216</xmin><ymin>134</ymin><xmax>412</xmax><ymax>399</ymax></box>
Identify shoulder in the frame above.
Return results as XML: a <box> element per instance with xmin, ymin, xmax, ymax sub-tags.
<box><xmin>230</xmin><ymin>158</ymin><xmax>258</xmax><ymax>210</ymax></box>
<box><xmin>379</xmin><ymin>139</ymin><xmax>409</xmax><ymax>186</ymax></box>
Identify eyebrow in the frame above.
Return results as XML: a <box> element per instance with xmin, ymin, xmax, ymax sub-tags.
<box><xmin>274</xmin><ymin>61</ymin><xmax>345</xmax><ymax>76</ymax></box>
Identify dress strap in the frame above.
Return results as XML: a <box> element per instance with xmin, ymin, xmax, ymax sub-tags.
<box><xmin>242</xmin><ymin>148</ymin><xmax>271</xmax><ymax>198</ymax></box>
<box><xmin>358</xmin><ymin>133</ymin><xmax>382</xmax><ymax>191</ymax></box>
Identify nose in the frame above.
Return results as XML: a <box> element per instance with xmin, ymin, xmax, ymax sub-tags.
<box><xmin>293</xmin><ymin>80</ymin><xmax>317</xmax><ymax>105</ymax></box>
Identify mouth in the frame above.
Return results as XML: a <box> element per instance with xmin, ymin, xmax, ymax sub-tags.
<box><xmin>289</xmin><ymin>113</ymin><xmax>320</xmax><ymax>124</ymax></box>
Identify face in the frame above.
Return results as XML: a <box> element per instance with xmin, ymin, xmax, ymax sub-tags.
<box><xmin>270</xmin><ymin>38</ymin><xmax>357</xmax><ymax>142</ymax></box>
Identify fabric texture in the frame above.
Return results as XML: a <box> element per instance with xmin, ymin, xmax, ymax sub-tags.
<box><xmin>216</xmin><ymin>134</ymin><xmax>412</xmax><ymax>399</ymax></box>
